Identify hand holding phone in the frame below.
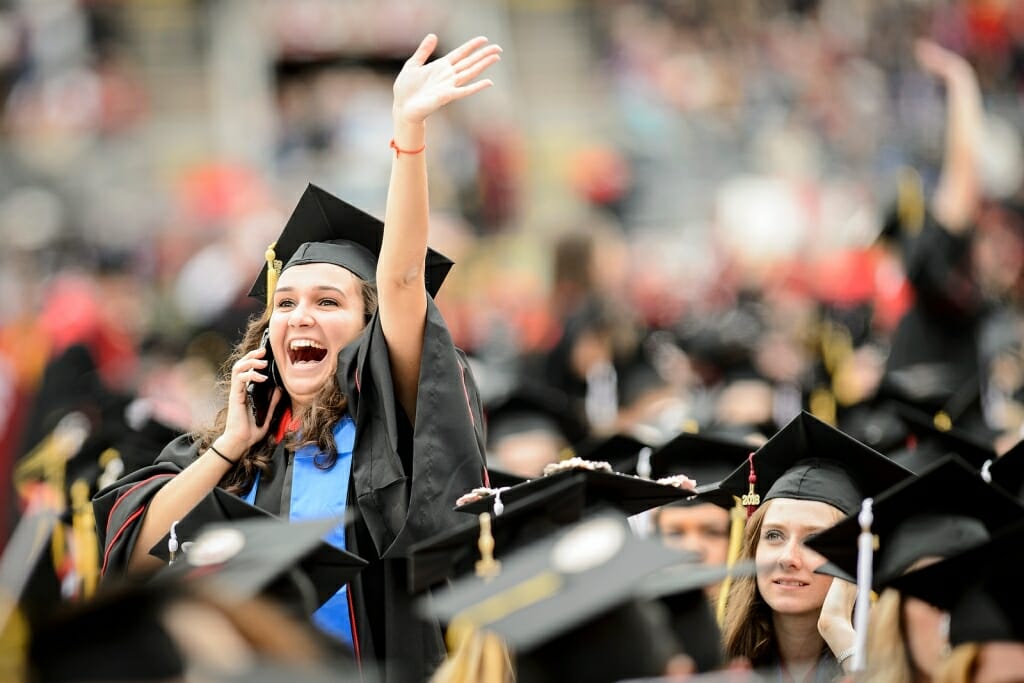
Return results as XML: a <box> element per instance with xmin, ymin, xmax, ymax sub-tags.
<box><xmin>246</xmin><ymin>329</ymin><xmax>279</xmax><ymax>425</ymax></box>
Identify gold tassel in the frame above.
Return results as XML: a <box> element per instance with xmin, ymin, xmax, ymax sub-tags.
<box><xmin>265</xmin><ymin>242</ymin><xmax>282</xmax><ymax>309</ymax></box>
<box><xmin>70</xmin><ymin>479</ymin><xmax>99</xmax><ymax>599</ymax></box>
<box><xmin>716</xmin><ymin>497</ymin><xmax>747</xmax><ymax>626</ymax></box>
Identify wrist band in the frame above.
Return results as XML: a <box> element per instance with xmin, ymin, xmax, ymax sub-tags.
<box><xmin>390</xmin><ymin>138</ymin><xmax>426</xmax><ymax>157</ymax></box>
<box><xmin>209</xmin><ymin>443</ymin><xmax>236</xmax><ymax>466</ymax></box>
<box><xmin>836</xmin><ymin>647</ymin><xmax>856</xmax><ymax>667</ymax></box>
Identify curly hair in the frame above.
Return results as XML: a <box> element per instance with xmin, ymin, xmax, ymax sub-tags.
<box><xmin>194</xmin><ymin>278</ymin><xmax>378</xmax><ymax>496</ymax></box>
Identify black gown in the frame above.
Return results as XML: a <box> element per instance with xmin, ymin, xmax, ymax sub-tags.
<box><xmin>93</xmin><ymin>299</ymin><xmax>487</xmax><ymax>683</ymax></box>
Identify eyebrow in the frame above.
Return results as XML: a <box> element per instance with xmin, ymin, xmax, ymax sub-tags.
<box><xmin>274</xmin><ymin>285</ymin><xmax>348</xmax><ymax>297</ymax></box>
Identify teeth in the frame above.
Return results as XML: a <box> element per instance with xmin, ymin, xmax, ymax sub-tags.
<box><xmin>289</xmin><ymin>340</ymin><xmax>325</xmax><ymax>350</ymax></box>
<box><xmin>775</xmin><ymin>580</ymin><xmax>807</xmax><ymax>586</ymax></box>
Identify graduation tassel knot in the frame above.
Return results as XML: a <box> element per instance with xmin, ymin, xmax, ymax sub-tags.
<box><xmin>475</xmin><ymin>513</ymin><xmax>501</xmax><ymax>581</ymax></box>
<box><xmin>741</xmin><ymin>453</ymin><xmax>760</xmax><ymax>517</ymax></box>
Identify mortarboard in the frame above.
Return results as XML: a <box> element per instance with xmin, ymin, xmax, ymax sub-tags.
<box><xmin>891</xmin><ymin>403</ymin><xmax>996</xmax><ymax>473</ymax></box>
<box><xmin>455</xmin><ymin>467</ymin><xmax>696</xmax><ymax>518</ymax></box>
<box><xmin>988</xmin><ymin>439</ymin><xmax>1024</xmax><ymax>501</ymax></box>
<box><xmin>887</xmin><ymin>520</ymin><xmax>1024</xmax><ymax>646</ymax></box>
<box><xmin>649</xmin><ymin>431</ymin><xmax>753</xmax><ymax>509</ymax></box>
<box><xmin>409</xmin><ymin>474</ymin><xmax>588</xmax><ymax>593</ymax></box>
<box><xmin>247</xmin><ymin>184</ymin><xmax>454</xmax><ymax>305</ymax></box>
<box><xmin>571</xmin><ymin>432</ymin><xmax>654</xmax><ymax>475</ymax></box>
<box><xmin>714</xmin><ymin>411</ymin><xmax>913</xmax><ymax>516</ymax></box>
<box><xmin>150</xmin><ymin>489</ymin><xmax>366</xmax><ymax>612</ymax></box>
<box><xmin>421</xmin><ymin>511</ymin><xmax>691</xmax><ymax>682</ymax></box>
<box><xmin>804</xmin><ymin>456</ymin><xmax>1024</xmax><ymax>590</ymax></box>
<box><xmin>484</xmin><ymin>465</ymin><xmax>528</xmax><ymax>489</ymax></box>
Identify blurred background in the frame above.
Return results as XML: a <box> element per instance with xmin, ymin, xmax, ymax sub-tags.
<box><xmin>5</xmin><ymin>0</ymin><xmax>1024</xmax><ymax>547</ymax></box>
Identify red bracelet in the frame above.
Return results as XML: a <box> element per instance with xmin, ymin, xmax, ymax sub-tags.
<box><xmin>390</xmin><ymin>138</ymin><xmax>426</xmax><ymax>157</ymax></box>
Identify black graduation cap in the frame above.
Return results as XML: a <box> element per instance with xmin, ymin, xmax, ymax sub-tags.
<box><xmin>804</xmin><ymin>456</ymin><xmax>1024</xmax><ymax>590</ymax></box>
<box><xmin>420</xmin><ymin>511</ymin><xmax>690</xmax><ymax>682</ymax></box>
<box><xmin>891</xmin><ymin>403</ymin><xmax>996</xmax><ymax>473</ymax></box>
<box><xmin>571</xmin><ymin>432</ymin><xmax>654</xmax><ymax>475</ymax></box>
<box><xmin>649</xmin><ymin>431</ymin><xmax>753</xmax><ymax>509</ymax></box>
<box><xmin>887</xmin><ymin>520</ymin><xmax>1024</xmax><ymax>646</ymax></box>
<box><xmin>484</xmin><ymin>382</ymin><xmax>588</xmax><ymax>448</ymax></box>
<box><xmin>715</xmin><ymin>411</ymin><xmax>913</xmax><ymax>516</ymax></box>
<box><xmin>484</xmin><ymin>465</ymin><xmax>528</xmax><ymax>489</ymax></box>
<box><xmin>455</xmin><ymin>468</ymin><xmax>696</xmax><ymax>518</ymax></box>
<box><xmin>408</xmin><ymin>474</ymin><xmax>589</xmax><ymax>593</ymax></box>
<box><xmin>150</xmin><ymin>489</ymin><xmax>367</xmax><ymax>612</ymax></box>
<box><xmin>988</xmin><ymin>439</ymin><xmax>1024</xmax><ymax>501</ymax></box>
<box><xmin>247</xmin><ymin>183</ymin><xmax>454</xmax><ymax>303</ymax></box>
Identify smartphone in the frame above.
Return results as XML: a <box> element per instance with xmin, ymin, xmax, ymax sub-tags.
<box><xmin>246</xmin><ymin>328</ymin><xmax>278</xmax><ymax>425</ymax></box>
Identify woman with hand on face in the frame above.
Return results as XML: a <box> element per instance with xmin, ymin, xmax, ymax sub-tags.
<box><xmin>712</xmin><ymin>412</ymin><xmax>912</xmax><ymax>682</ymax></box>
<box><xmin>93</xmin><ymin>34</ymin><xmax>501</xmax><ymax>683</ymax></box>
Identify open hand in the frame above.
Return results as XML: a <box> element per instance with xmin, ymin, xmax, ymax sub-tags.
<box><xmin>393</xmin><ymin>34</ymin><xmax>501</xmax><ymax>125</ymax></box>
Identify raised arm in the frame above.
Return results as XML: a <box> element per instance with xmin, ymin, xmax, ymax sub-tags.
<box><xmin>916</xmin><ymin>39</ymin><xmax>984</xmax><ymax>235</ymax></box>
<box><xmin>379</xmin><ymin>34</ymin><xmax>500</xmax><ymax>421</ymax></box>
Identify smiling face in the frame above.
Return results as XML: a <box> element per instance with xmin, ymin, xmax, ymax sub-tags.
<box><xmin>754</xmin><ymin>498</ymin><xmax>842</xmax><ymax>617</ymax></box>
<box><xmin>269</xmin><ymin>262</ymin><xmax>368</xmax><ymax>408</ymax></box>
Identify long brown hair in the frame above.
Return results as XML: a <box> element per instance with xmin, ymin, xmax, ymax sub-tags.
<box><xmin>195</xmin><ymin>278</ymin><xmax>378</xmax><ymax>496</ymax></box>
<box><xmin>722</xmin><ymin>501</ymin><xmax>774</xmax><ymax>666</ymax></box>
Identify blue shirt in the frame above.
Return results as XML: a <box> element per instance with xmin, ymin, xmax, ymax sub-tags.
<box><xmin>242</xmin><ymin>416</ymin><xmax>355</xmax><ymax>644</ymax></box>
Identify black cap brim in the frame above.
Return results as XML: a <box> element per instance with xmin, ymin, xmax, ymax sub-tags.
<box><xmin>455</xmin><ymin>468</ymin><xmax>696</xmax><ymax>518</ymax></box>
<box><xmin>248</xmin><ymin>184</ymin><xmax>453</xmax><ymax>301</ymax></box>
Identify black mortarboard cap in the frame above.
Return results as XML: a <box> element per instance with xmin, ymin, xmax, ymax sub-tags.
<box><xmin>455</xmin><ymin>468</ymin><xmax>695</xmax><ymax>518</ymax></box>
<box><xmin>420</xmin><ymin>511</ymin><xmax>684</xmax><ymax>653</ymax></box>
<box><xmin>649</xmin><ymin>431</ymin><xmax>752</xmax><ymax>509</ymax></box>
<box><xmin>151</xmin><ymin>489</ymin><xmax>367</xmax><ymax>612</ymax></box>
<box><xmin>484</xmin><ymin>382</ymin><xmax>588</xmax><ymax>447</ymax></box>
<box><xmin>247</xmin><ymin>184</ymin><xmax>454</xmax><ymax>302</ymax></box>
<box><xmin>887</xmin><ymin>520</ymin><xmax>1024</xmax><ymax>645</ymax></box>
<box><xmin>571</xmin><ymin>432</ymin><xmax>654</xmax><ymax>475</ymax></box>
<box><xmin>716</xmin><ymin>411</ymin><xmax>913</xmax><ymax>515</ymax></box>
<box><xmin>989</xmin><ymin>439</ymin><xmax>1024</xmax><ymax>501</ymax></box>
<box><xmin>892</xmin><ymin>403</ymin><xmax>996</xmax><ymax>473</ymax></box>
<box><xmin>805</xmin><ymin>456</ymin><xmax>1024</xmax><ymax>590</ymax></box>
<box><xmin>409</xmin><ymin>474</ymin><xmax>588</xmax><ymax>593</ymax></box>
<box><xmin>484</xmin><ymin>465</ymin><xmax>528</xmax><ymax>489</ymax></box>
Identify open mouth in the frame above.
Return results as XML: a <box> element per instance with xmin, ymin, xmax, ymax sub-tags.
<box><xmin>773</xmin><ymin>579</ymin><xmax>809</xmax><ymax>587</ymax></box>
<box><xmin>288</xmin><ymin>340</ymin><xmax>328</xmax><ymax>365</ymax></box>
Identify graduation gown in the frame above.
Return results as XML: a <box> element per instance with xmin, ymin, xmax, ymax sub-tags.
<box><xmin>93</xmin><ymin>299</ymin><xmax>487</xmax><ymax>682</ymax></box>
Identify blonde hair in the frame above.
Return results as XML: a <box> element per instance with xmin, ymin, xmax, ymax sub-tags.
<box><xmin>933</xmin><ymin>643</ymin><xmax>979</xmax><ymax>683</ymax></box>
<box><xmin>862</xmin><ymin>589</ymin><xmax>914</xmax><ymax>683</ymax></box>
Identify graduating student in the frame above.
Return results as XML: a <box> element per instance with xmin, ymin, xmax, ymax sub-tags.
<box><xmin>712</xmin><ymin>411</ymin><xmax>912</xmax><ymax>681</ymax></box>
<box><xmin>92</xmin><ymin>34</ymin><xmax>501</xmax><ymax>682</ymax></box>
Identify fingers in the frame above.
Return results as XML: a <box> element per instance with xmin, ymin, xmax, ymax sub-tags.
<box><xmin>408</xmin><ymin>33</ymin><xmax>439</xmax><ymax>66</ymax></box>
<box><xmin>444</xmin><ymin>35</ymin><xmax>491</xmax><ymax>66</ymax></box>
<box><xmin>454</xmin><ymin>52</ymin><xmax>501</xmax><ymax>87</ymax></box>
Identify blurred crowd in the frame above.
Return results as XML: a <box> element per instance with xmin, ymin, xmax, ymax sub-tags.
<box><xmin>3</xmin><ymin>0</ymin><xmax>1024</xmax><ymax>561</ymax></box>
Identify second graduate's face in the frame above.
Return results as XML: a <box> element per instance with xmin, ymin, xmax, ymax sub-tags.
<box><xmin>754</xmin><ymin>498</ymin><xmax>842</xmax><ymax>617</ymax></box>
<box><xmin>270</xmin><ymin>263</ymin><xmax>367</xmax><ymax>408</ymax></box>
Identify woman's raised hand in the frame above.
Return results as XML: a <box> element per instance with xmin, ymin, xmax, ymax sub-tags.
<box><xmin>393</xmin><ymin>34</ymin><xmax>501</xmax><ymax>125</ymax></box>
<box><xmin>221</xmin><ymin>345</ymin><xmax>282</xmax><ymax>456</ymax></box>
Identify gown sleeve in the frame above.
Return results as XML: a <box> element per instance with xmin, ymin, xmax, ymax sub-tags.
<box><xmin>91</xmin><ymin>435</ymin><xmax>198</xmax><ymax>578</ymax></box>
<box><xmin>339</xmin><ymin>296</ymin><xmax>486</xmax><ymax>559</ymax></box>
